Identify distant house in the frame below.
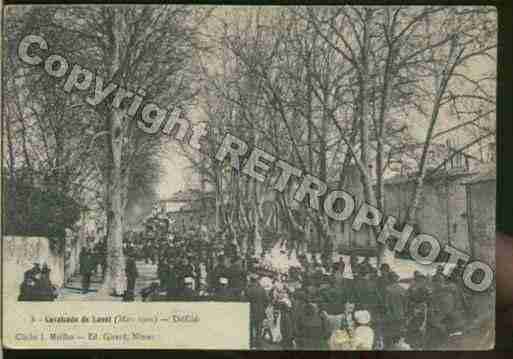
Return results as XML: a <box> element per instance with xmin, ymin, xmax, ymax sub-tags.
<box><xmin>158</xmin><ymin>189</ymin><xmax>215</xmax><ymax>230</ymax></box>
<box><xmin>382</xmin><ymin>161</ymin><xmax>496</xmax><ymax>260</ymax></box>
<box><xmin>462</xmin><ymin>165</ymin><xmax>496</xmax><ymax>265</ymax></box>
<box><xmin>383</xmin><ymin>167</ymin><xmax>477</xmax><ymax>253</ymax></box>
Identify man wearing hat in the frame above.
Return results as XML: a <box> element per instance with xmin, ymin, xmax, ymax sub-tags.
<box><xmin>228</xmin><ymin>256</ymin><xmax>246</xmax><ymax>298</ymax></box>
<box><xmin>358</xmin><ymin>257</ymin><xmax>374</xmax><ymax>278</ymax></box>
<box><xmin>158</xmin><ymin>256</ymin><xmax>170</xmax><ymax>290</ymax></box>
<box><xmin>215</xmin><ymin>277</ymin><xmax>235</xmax><ymax>301</ymax></box>
<box><xmin>295</xmin><ymin>302</ymin><xmax>331</xmax><ymax>349</ymax></box>
<box><xmin>25</xmin><ymin>263</ymin><xmax>41</xmax><ymax>282</ymax></box>
<box><xmin>79</xmin><ymin>246</ymin><xmax>94</xmax><ymax>294</ymax></box>
<box><xmin>426</xmin><ymin>274</ymin><xmax>467</xmax><ymax>349</ymax></box>
<box><xmin>319</xmin><ymin>277</ymin><xmax>346</xmax><ymax>315</ymax></box>
<box><xmin>175</xmin><ymin>256</ymin><xmax>194</xmax><ymax>295</ymax></box>
<box><xmin>33</xmin><ymin>263</ymin><xmax>58</xmax><ymax>301</ymax></box>
<box><xmin>378</xmin><ymin>263</ymin><xmax>394</xmax><ymax>289</ymax></box>
<box><xmin>406</xmin><ymin>271</ymin><xmax>430</xmax><ymax>349</ymax></box>
<box><xmin>383</xmin><ymin>272</ymin><xmax>407</xmax><ymax>347</ymax></box>
<box><xmin>18</xmin><ymin>271</ymin><xmax>37</xmax><ymax>301</ymax></box>
<box><xmin>245</xmin><ymin>274</ymin><xmax>269</xmax><ymax>348</ymax></box>
<box><xmin>97</xmin><ymin>238</ymin><xmax>107</xmax><ymax>280</ymax></box>
<box><xmin>408</xmin><ymin>271</ymin><xmax>431</xmax><ymax>305</ymax></box>
<box><xmin>310</xmin><ymin>264</ymin><xmax>325</xmax><ymax>286</ymax></box>
<box><xmin>178</xmin><ymin>277</ymin><xmax>197</xmax><ymax>301</ymax></box>
<box><xmin>212</xmin><ymin>255</ymin><xmax>229</xmax><ymax>292</ymax></box>
<box><xmin>125</xmin><ymin>253</ymin><xmax>139</xmax><ymax>300</ymax></box>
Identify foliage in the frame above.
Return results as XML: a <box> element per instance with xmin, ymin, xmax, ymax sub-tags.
<box><xmin>2</xmin><ymin>170</ymin><xmax>81</xmax><ymax>251</ymax></box>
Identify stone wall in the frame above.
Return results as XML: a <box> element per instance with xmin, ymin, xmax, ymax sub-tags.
<box><xmin>467</xmin><ymin>179</ymin><xmax>496</xmax><ymax>265</ymax></box>
<box><xmin>3</xmin><ymin>236</ymin><xmax>64</xmax><ymax>301</ymax></box>
<box><xmin>384</xmin><ymin>175</ymin><xmax>472</xmax><ymax>252</ymax></box>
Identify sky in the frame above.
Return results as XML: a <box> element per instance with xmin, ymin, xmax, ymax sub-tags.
<box><xmin>156</xmin><ymin>6</ymin><xmax>497</xmax><ymax>201</ymax></box>
<box><xmin>158</xmin><ymin>146</ymin><xmax>194</xmax><ymax>200</ymax></box>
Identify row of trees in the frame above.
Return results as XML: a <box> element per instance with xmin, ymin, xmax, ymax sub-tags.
<box><xmin>3</xmin><ymin>5</ymin><xmax>209</xmax><ymax>294</ymax></box>
<box><xmin>3</xmin><ymin>5</ymin><xmax>496</xmax><ymax>293</ymax></box>
<box><xmin>180</xmin><ymin>6</ymin><xmax>496</xmax><ymax>264</ymax></box>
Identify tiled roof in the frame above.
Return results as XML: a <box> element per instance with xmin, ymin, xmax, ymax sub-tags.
<box><xmin>382</xmin><ymin>167</ymin><xmax>476</xmax><ymax>185</ymax></box>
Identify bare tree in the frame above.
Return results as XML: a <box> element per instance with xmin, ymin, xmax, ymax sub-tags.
<box><xmin>5</xmin><ymin>5</ymin><xmax>208</xmax><ymax>294</ymax></box>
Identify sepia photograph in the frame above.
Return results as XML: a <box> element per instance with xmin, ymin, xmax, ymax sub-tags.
<box><xmin>2</xmin><ymin>4</ymin><xmax>497</xmax><ymax>350</ymax></box>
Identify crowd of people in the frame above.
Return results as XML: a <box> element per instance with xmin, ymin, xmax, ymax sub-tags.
<box><xmin>18</xmin><ymin>213</ymin><xmax>473</xmax><ymax>350</ymax></box>
<box><xmin>116</xmin><ymin>217</ymin><xmax>472</xmax><ymax>350</ymax></box>
<box><xmin>18</xmin><ymin>262</ymin><xmax>59</xmax><ymax>301</ymax></box>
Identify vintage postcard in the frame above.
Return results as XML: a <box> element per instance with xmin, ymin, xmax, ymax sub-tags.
<box><xmin>2</xmin><ymin>4</ymin><xmax>496</xmax><ymax>350</ymax></box>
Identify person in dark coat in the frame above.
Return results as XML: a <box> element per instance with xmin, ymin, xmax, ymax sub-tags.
<box><xmin>92</xmin><ymin>241</ymin><xmax>102</xmax><ymax>276</ymax></box>
<box><xmin>245</xmin><ymin>275</ymin><xmax>269</xmax><ymax>348</ymax></box>
<box><xmin>26</xmin><ymin>264</ymin><xmax>57</xmax><ymax>301</ymax></box>
<box><xmin>332</xmin><ymin>261</ymin><xmax>346</xmax><ymax>286</ymax></box>
<box><xmin>228</xmin><ymin>257</ymin><xmax>247</xmax><ymax>298</ymax></box>
<box><xmin>353</xmin><ymin>270</ymin><xmax>384</xmax><ymax>338</ymax></box>
<box><xmin>350</xmin><ymin>255</ymin><xmax>359</xmax><ymax>278</ymax></box>
<box><xmin>98</xmin><ymin>239</ymin><xmax>107</xmax><ymax>280</ymax></box>
<box><xmin>426</xmin><ymin>275</ymin><xmax>467</xmax><ymax>349</ymax></box>
<box><xmin>406</xmin><ymin>272</ymin><xmax>430</xmax><ymax>349</ymax></box>
<box><xmin>212</xmin><ymin>255</ymin><xmax>229</xmax><ymax>291</ymax></box>
<box><xmin>215</xmin><ymin>277</ymin><xmax>235</xmax><ymax>301</ymax></box>
<box><xmin>158</xmin><ymin>257</ymin><xmax>170</xmax><ymax>289</ymax></box>
<box><xmin>358</xmin><ymin>257</ymin><xmax>374</xmax><ymax>277</ymax></box>
<box><xmin>24</xmin><ymin>263</ymin><xmax>41</xmax><ymax>282</ymax></box>
<box><xmin>310</xmin><ymin>265</ymin><xmax>325</xmax><ymax>286</ymax></box>
<box><xmin>276</xmin><ymin>295</ymin><xmax>295</xmax><ymax>349</ymax></box>
<box><xmin>192</xmin><ymin>256</ymin><xmax>203</xmax><ymax>293</ymax></box>
<box><xmin>407</xmin><ymin>271</ymin><xmax>431</xmax><ymax>311</ymax></box>
<box><xmin>177</xmin><ymin>277</ymin><xmax>197</xmax><ymax>301</ymax></box>
<box><xmin>166</xmin><ymin>262</ymin><xmax>179</xmax><ymax>300</ymax></box>
<box><xmin>319</xmin><ymin>278</ymin><xmax>346</xmax><ymax>314</ymax></box>
<box><xmin>40</xmin><ymin>264</ymin><xmax>58</xmax><ymax>300</ymax></box>
<box><xmin>125</xmin><ymin>254</ymin><xmax>139</xmax><ymax>299</ymax></box>
<box><xmin>175</xmin><ymin>257</ymin><xmax>194</xmax><ymax>296</ymax></box>
<box><xmin>378</xmin><ymin>263</ymin><xmax>396</xmax><ymax>290</ymax></box>
<box><xmin>383</xmin><ymin>272</ymin><xmax>408</xmax><ymax>347</ymax></box>
<box><xmin>143</xmin><ymin>243</ymin><xmax>152</xmax><ymax>264</ymax></box>
<box><xmin>80</xmin><ymin>247</ymin><xmax>94</xmax><ymax>294</ymax></box>
<box><xmin>295</xmin><ymin>302</ymin><xmax>331</xmax><ymax>350</ymax></box>
<box><xmin>18</xmin><ymin>272</ymin><xmax>37</xmax><ymax>301</ymax></box>
<box><xmin>224</xmin><ymin>239</ymin><xmax>238</xmax><ymax>260</ymax></box>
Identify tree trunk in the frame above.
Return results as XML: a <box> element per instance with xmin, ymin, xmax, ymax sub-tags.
<box><xmin>407</xmin><ymin>68</ymin><xmax>451</xmax><ymax>226</ymax></box>
<box><xmin>407</xmin><ymin>32</ymin><xmax>462</xmax><ymax>226</ymax></box>
<box><xmin>100</xmin><ymin>10</ymin><xmax>127</xmax><ymax>296</ymax></box>
<box><xmin>101</xmin><ymin>109</ymin><xmax>127</xmax><ymax>296</ymax></box>
<box><xmin>253</xmin><ymin>181</ymin><xmax>263</xmax><ymax>256</ymax></box>
<box><xmin>358</xmin><ymin>9</ymin><xmax>390</xmax><ymax>266</ymax></box>
<box><xmin>215</xmin><ymin>165</ymin><xmax>223</xmax><ymax>230</ymax></box>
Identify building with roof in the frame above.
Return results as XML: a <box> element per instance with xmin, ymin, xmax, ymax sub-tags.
<box><xmin>383</xmin><ymin>168</ymin><xmax>474</xmax><ymax>252</ymax></box>
<box><xmin>462</xmin><ymin>164</ymin><xmax>496</xmax><ymax>265</ymax></box>
<box><xmin>383</xmin><ymin>162</ymin><xmax>495</xmax><ymax>258</ymax></box>
<box><xmin>158</xmin><ymin>189</ymin><xmax>216</xmax><ymax>231</ymax></box>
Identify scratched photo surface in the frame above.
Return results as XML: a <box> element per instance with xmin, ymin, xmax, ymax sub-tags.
<box><xmin>2</xmin><ymin>5</ymin><xmax>496</xmax><ymax>350</ymax></box>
